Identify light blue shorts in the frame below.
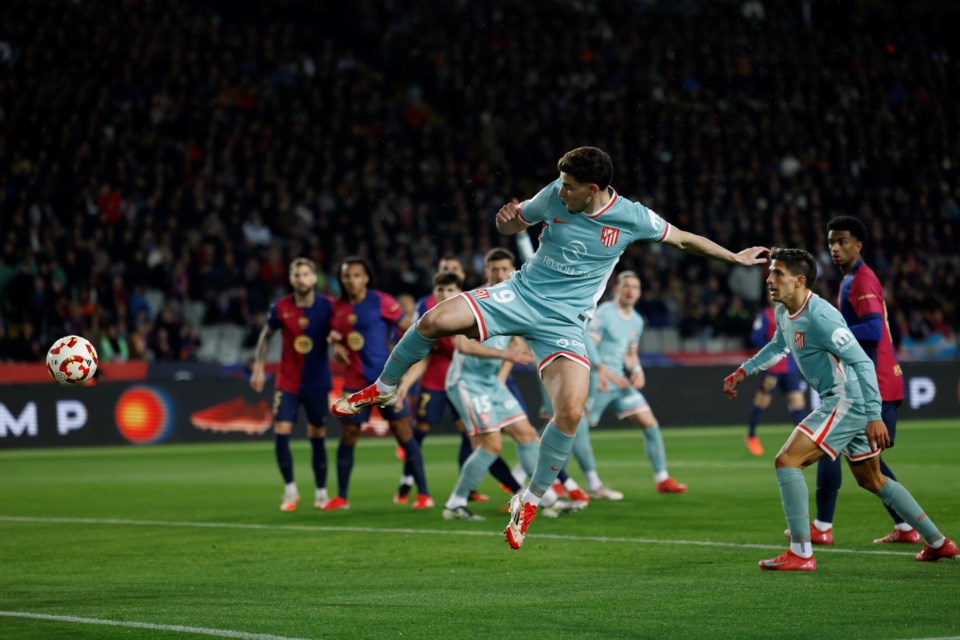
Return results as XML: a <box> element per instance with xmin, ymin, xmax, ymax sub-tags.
<box><xmin>459</xmin><ymin>278</ymin><xmax>590</xmax><ymax>374</ymax></box>
<box><xmin>448</xmin><ymin>378</ymin><xmax>527</xmax><ymax>436</ymax></box>
<box><xmin>585</xmin><ymin>383</ymin><xmax>649</xmax><ymax>427</ymax></box>
<box><xmin>796</xmin><ymin>396</ymin><xmax>880</xmax><ymax>461</ymax></box>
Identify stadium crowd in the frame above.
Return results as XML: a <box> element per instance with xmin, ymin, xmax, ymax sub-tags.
<box><xmin>0</xmin><ymin>0</ymin><xmax>957</xmax><ymax>362</ymax></box>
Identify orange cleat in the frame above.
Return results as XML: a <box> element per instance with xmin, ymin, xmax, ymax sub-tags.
<box><xmin>322</xmin><ymin>496</ymin><xmax>350</xmax><ymax>511</ymax></box>
<box><xmin>567</xmin><ymin>488</ymin><xmax>591</xmax><ymax>503</ymax></box>
<box><xmin>468</xmin><ymin>491</ymin><xmax>490</xmax><ymax>503</ymax></box>
<box><xmin>874</xmin><ymin>528</ymin><xmax>921</xmax><ymax>544</ymax></box>
<box><xmin>745</xmin><ymin>435</ymin><xmax>764</xmax><ymax>456</ymax></box>
<box><xmin>393</xmin><ymin>484</ymin><xmax>412</xmax><ymax>505</ymax></box>
<box><xmin>412</xmin><ymin>494</ymin><xmax>435</xmax><ymax>509</ymax></box>
<box><xmin>551</xmin><ymin>480</ymin><xmax>569</xmax><ymax>498</ymax></box>
<box><xmin>656</xmin><ymin>478</ymin><xmax>687</xmax><ymax>494</ymax></box>
<box><xmin>280</xmin><ymin>494</ymin><xmax>300</xmax><ymax>512</ymax></box>
<box><xmin>916</xmin><ymin>537</ymin><xmax>958</xmax><ymax>562</ymax></box>
<box><xmin>759</xmin><ymin>549</ymin><xmax>817</xmax><ymax>571</ymax></box>
<box><xmin>331</xmin><ymin>383</ymin><xmax>397</xmax><ymax>417</ymax></box>
<box><xmin>504</xmin><ymin>494</ymin><xmax>538</xmax><ymax>550</ymax></box>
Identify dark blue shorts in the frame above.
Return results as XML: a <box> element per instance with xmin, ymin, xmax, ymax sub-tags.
<box><xmin>415</xmin><ymin>388</ymin><xmax>456</xmax><ymax>425</ymax></box>
<box><xmin>273</xmin><ymin>390</ymin><xmax>328</xmax><ymax>426</ymax></box>
<box><xmin>337</xmin><ymin>387</ymin><xmax>410</xmax><ymax>424</ymax></box>
<box><xmin>759</xmin><ymin>370</ymin><xmax>804</xmax><ymax>394</ymax></box>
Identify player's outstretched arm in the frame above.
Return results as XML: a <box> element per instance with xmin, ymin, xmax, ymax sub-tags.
<box><xmin>663</xmin><ymin>227</ymin><xmax>768</xmax><ymax>266</ymax></box>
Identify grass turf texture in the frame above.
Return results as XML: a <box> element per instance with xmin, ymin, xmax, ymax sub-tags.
<box><xmin>1</xmin><ymin>420</ymin><xmax>958</xmax><ymax>639</ymax></box>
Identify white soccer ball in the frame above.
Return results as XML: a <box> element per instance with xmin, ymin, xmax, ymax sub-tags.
<box><xmin>46</xmin><ymin>335</ymin><xmax>99</xmax><ymax>385</ymax></box>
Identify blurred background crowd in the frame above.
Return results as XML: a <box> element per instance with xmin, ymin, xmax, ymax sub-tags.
<box><xmin>1</xmin><ymin>0</ymin><xmax>957</xmax><ymax>363</ymax></box>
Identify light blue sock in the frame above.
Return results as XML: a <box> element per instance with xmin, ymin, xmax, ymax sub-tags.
<box><xmin>380</xmin><ymin>324</ymin><xmax>436</xmax><ymax>385</ymax></box>
<box><xmin>454</xmin><ymin>448</ymin><xmax>497</xmax><ymax>500</ymax></box>
<box><xmin>642</xmin><ymin>425</ymin><xmax>667</xmax><ymax>475</ymax></box>
<box><xmin>877</xmin><ymin>479</ymin><xmax>943</xmax><ymax>543</ymax></box>
<box><xmin>528</xmin><ymin>423</ymin><xmax>574</xmax><ymax>497</ymax></box>
<box><xmin>777</xmin><ymin>467</ymin><xmax>811</xmax><ymax>547</ymax></box>
<box><xmin>515</xmin><ymin>440</ymin><xmax>538</xmax><ymax>476</ymax></box>
<box><xmin>571</xmin><ymin>417</ymin><xmax>596</xmax><ymax>473</ymax></box>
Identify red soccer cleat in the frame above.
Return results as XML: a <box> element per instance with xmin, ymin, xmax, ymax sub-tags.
<box><xmin>331</xmin><ymin>384</ymin><xmax>397</xmax><ymax>417</ymax></box>
<box><xmin>874</xmin><ymin>528</ymin><xmax>921</xmax><ymax>544</ymax></box>
<box><xmin>551</xmin><ymin>480</ymin><xmax>569</xmax><ymax>498</ymax></box>
<box><xmin>567</xmin><ymin>488</ymin><xmax>591</xmax><ymax>504</ymax></box>
<box><xmin>656</xmin><ymin>478</ymin><xmax>688</xmax><ymax>494</ymax></box>
<box><xmin>916</xmin><ymin>537</ymin><xmax>958</xmax><ymax>562</ymax></box>
<box><xmin>499</xmin><ymin>484</ymin><xmax>515</xmax><ymax>496</ymax></box>
<box><xmin>412</xmin><ymin>494</ymin><xmax>435</xmax><ymax>509</ymax></box>
<box><xmin>468</xmin><ymin>491</ymin><xmax>490</xmax><ymax>503</ymax></box>
<box><xmin>504</xmin><ymin>494</ymin><xmax>538</xmax><ymax>550</ymax></box>
<box><xmin>745</xmin><ymin>435</ymin><xmax>764</xmax><ymax>456</ymax></box>
<box><xmin>322</xmin><ymin>496</ymin><xmax>350</xmax><ymax>511</ymax></box>
<box><xmin>783</xmin><ymin>524</ymin><xmax>833</xmax><ymax>545</ymax></box>
<box><xmin>393</xmin><ymin>483</ymin><xmax>412</xmax><ymax>505</ymax></box>
<box><xmin>759</xmin><ymin>549</ymin><xmax>817</xmax><ymax>571</ymax></box>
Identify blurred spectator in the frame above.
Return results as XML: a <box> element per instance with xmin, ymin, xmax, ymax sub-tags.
<box><xmin>99</xmin><ymin>322</ymin><xmax>130</xmax><ymax>363</ymax></box>
<box><xmin>6</xmin><ymin>321</ymin><xmax>43</xmax><ymax>362</ymax></box>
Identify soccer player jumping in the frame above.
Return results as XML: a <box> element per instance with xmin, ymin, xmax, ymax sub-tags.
<box><xmin>333</xmin><ymin>146</ymin><xmax>767</xmax><ymax>549</ymax></box>
<box><xmin>724</xmin><ymin>248</ymin><xmax>957</xmax><ymax>570</ymax></box>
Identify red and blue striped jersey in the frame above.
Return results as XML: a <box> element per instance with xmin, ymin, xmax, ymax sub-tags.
<box><xmin>266</xmin><ymin>294</ymin><xmax>334</xmax><ymax>395</ymax></box>
<box><xmin>331</xmin><ymin>290</ymin><xmax>405</xmax><ymax>388</ymax></box>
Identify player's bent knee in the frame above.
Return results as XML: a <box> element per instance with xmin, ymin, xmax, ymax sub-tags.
<box><xmin>307</xmin><ymin>425</ymin><xmax>326</xmax><ymax>439</ymax></box>
<box><xmin>274</xmin><ymin>422</ymin><xmax>293</xmax><ymax>435</ymax></box>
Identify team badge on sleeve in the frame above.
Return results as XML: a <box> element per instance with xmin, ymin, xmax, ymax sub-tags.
<box><xmin>600</xmin><ymin>226</ymin><xmax>620</xmax><ymax>248</ymax></box>
<box><xmin>794</xmin><ymin>331</ymin><xmax>805</xmax><ymax>350</ymax></box>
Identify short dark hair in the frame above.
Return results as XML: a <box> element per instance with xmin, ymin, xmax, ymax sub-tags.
<box><xmin>557</xmin><ymin>147</ymin><xmax>614</xmax><ymax>188</ymax></box>
<box><xmin>433</xmin><ymin>271</ymin><xmax>463</xmax><ymax>288</ymax></box>
<box><xmin>770</xmin><ymin>248</ymin><xmax>817</xmax><ymax>287</ymax></box>
<box><xmin>484</xmin><ymin>248</ymin><xmax>515</xmax><ymax>265</ymax></box>
<box><xmin>827</xmin><ymin>216</ymin><xmax>867</xmax><ymax>244</ymax></box>
<box><xmin>337</xmin><ymin>256</ymin><xmax>376</xmax><ymax>299</ymax></box>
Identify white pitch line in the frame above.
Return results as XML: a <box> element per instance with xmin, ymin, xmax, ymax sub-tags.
<box><xmin>0</xmin><ymin>515</ymin><xmax>918</xmax><ymax>557</ymax></box>
<box><xmin>0</xmin><ymin>611</ymin><xmax>314</xmax><ymax>640</ymax></box>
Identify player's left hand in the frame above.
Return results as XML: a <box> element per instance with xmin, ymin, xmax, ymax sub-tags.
<box><xmin>629</xmin><ymin>369</ymin><xmax>645</xmax><ymax>389</ymax></box>
<box><xmin>866</xmin><ymin>419</ymin><xmax>891</xmax><ymax>451</ymax></box>
<box><xmin>723</xmin><ymin>368</ymin><xmax>746</xmax><ymax>398</ymax></box>
<box><xmin>734</xmin><ymin>246</ymin><xmax>770</xmax><ymax>266</ymax></box>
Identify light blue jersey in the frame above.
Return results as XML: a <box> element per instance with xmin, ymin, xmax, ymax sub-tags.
<box><xmin>590</xmin><ymin>301</ymin><xmax>644</xmax><ymax>370</ymax></box>
<box><xmin>741</xmin><ymin>292</ymin><xmax>881</xmax><ymax>421</ymax></box>
<box><xmin>515</xmin><ymin>178</ymin><xmax>671</xmax><ymax>321</ymax></box>
<box><xmin>446</xmin><ymin>334</ymin><xmax>511</xmax><ymax>387</ymax></box>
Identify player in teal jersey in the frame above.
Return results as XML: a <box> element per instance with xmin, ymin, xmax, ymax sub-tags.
<box><xmin>334</xmin><ymin>146</ymin><xmax>767</xmax><ymax>549</ymax></box>
<box><xmin>723</xmin><ymin>248</ymin><xmax>957</xmax><ymax>570</ymax></box>
<box><xmin>585</xmin><ymin>271</ymin><xmax>686</xmax><ymax>494</ymax></box>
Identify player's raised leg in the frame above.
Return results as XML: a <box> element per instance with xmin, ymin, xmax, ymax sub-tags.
<box><xmin>332</xmin><ymin>296</ymin><xmax>480</xmax><ymax>416</ymax></box>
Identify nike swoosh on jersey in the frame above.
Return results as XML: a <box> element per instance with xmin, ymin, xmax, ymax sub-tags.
<box><xmin>552</xmin><ymin>218</ymin><xmax>569</xmax><ymax>224</ymax></box>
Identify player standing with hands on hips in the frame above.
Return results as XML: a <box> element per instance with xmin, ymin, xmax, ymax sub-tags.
<box><xmin>334</xmin><ymin>146</ymin><xmax>768</xmax><ymax>549</ymax></box>
<box><xmin>723</xmin><ymin>248</ymin><xmax>957</xmax><ymax>570</ymax></box>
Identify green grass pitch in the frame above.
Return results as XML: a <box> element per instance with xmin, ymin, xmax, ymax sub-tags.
<box><xmin>1</xmin><ymin>420</ymin><xmax>958</xmax><ymax>639</ymax></box>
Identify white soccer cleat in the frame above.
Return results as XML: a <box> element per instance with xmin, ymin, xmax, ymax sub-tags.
<box><xmin>588</xmin><ymin>484</ymin><xmax>624</xmax><ymax>501</ymax></box>
<box><xmin>442</xmin><ymin>506</ymin><xmax>485</xmax><ymax>522</ymax></box>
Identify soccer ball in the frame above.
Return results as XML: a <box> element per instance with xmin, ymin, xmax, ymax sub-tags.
<box><xmin>46</xmin><ymin>335</ymin><xmax>99</xmax><ymax>385</ymax></box>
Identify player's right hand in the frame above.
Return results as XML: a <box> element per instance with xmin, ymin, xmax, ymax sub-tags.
<box><xmin>723</xmin><ymin>368</ymin><xmax>746</xmax><ymax>398</ymax></box>
<box><xmin>495</xmin><ymin>199</ymin><xmax>521</xmax><ymax>225</ymax></box>
<box><xmin>250</xmin><ymin>364</ymin><xmax>265</xmax><ymax>393</ymax></box>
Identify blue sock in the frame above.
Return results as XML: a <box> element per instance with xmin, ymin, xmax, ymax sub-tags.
<box><xmin>401</xmin><ymin>438</ymin><xmax>429</xmax><ymax>496</ymax></box>
<box><xmin>571</xmin><ymin>417</ymin><xmax>596</xmax><ymax>473</ymax></box>
<box><xmin>336</xmin><ymin>444</ymin><xmax>354</xmax><ymax>500</ymax></box>
<box><xmin>777</xmin><ymin>467</ymin><xmax>812</xmax><ymax>550</ymax></box>
<box><xmin>877</xmin><ymin>479</ymin><xmax>942</xmax><ymax>543</ymax></box>
<box><xmin>275</xmin><ymin>434</ymin><xmax>294</xmax><ymax>484</ymax></box>
<box><xmin>488</xmin><ymin>457</ymin><xmax>521</xmax><ymax>493</ymax></box>
<box><xmin>642</xmin><ymin>425</ymin><xmax>667</xmax><ymax>476</ymax></box>
<box><xmin>815</xmin><ymin>456</ymin><xmax>842</xmax><ymax>524</ymax></box>
<box><xmin>556</xmin><ymin>469</ymin><xmax>570</xmax><ymax>483</ymax></box>
<box><xmin>528</xmin><ymin>423</ymin><xmax>574</xmax><ymax>497</ymax></box>
<box><xmin>309</xmin><ymin>437</ymin><xmax>327</xmax><ymax>490</ymax></box>
<box><xmin>454</xmin><ymin>448</ymin><xmax>497</xmax><ymax>500</ymax></box>
<box><xmin>458</xmin><ymin>432</ymin><xmax>472</xmax><ymax>468</ymax></box>
<box><xmin>380</xmin><ymin>325</ymin><xmax>436</xmax><ymax>385</ymax></box>
<box><xmin>790</xmin><ymin>408</ymin><xmax>807</xmax><ymax>426</ymax></box>
<box><xmin>878</xmin><ymin>457</ymin><xmax>905</xmax><ymax>525</ymax></box>
<box><xmin>403</xmin><ymin>427</ymin><xmax>428</xmax><ymax>478</ymax></box>
<box><xmin>748</xmin><ymin>406</ymin><xmax>763</xmax><ymax>437</ymax></box>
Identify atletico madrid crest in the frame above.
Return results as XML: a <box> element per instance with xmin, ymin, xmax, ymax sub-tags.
<box><xmin>794</xmin><ymin>331</ymin><xmax>805</xmax><ymax>350</ymax></box>
<box><xmin>600</xmin><ymin>225</ymin><xmax>620</xmax><ymax>248</ymax></box>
